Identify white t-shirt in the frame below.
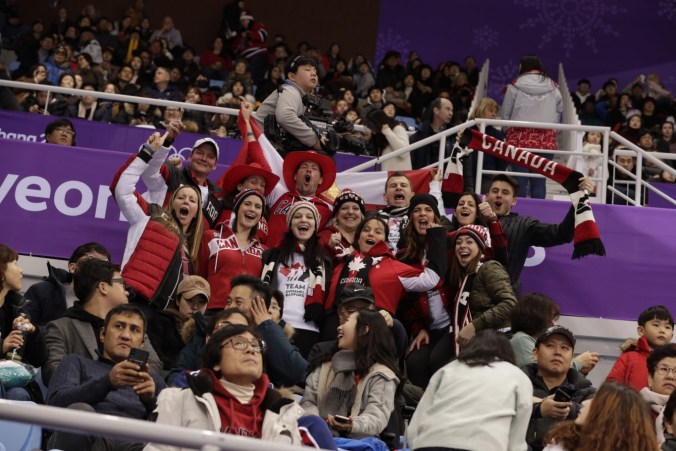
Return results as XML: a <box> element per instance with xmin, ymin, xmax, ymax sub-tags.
<box><xmin>276</xmin><ymin>252</ymin><xmax>318</xmax><ymax>333</ymax></box>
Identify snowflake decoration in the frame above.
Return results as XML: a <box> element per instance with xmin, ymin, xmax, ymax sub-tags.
<box><xmin>513</xmin><ymin>0</ymin><xmax>626</xmax><ymax>57</ymax></box>
<box><xmin>348</xmin><ymin>256</ymin><xmax>366</xmax><ymax>273</ymax></box>
<box><xmin>374</xmin><ymin>28</ymin><xmax>410</xmax><ymax>65</ymax></box>
<box><xmin>472</xmin><ymin>25</ymin><xmax>499</xmax><ymax>51</ymax></box>
<box><xmin>487</xmin><ymin>59</ymin><xmax>517</xmax><ymax>99</ymax></box>
<box><xmin>658</xmin><ymin>0</ymin><xmax>676</xmax><ymax>21</ymax></box>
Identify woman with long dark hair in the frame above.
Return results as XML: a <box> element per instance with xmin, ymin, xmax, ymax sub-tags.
<box><xmin>112</xmin><ymin>131</ymin><xmax>204</xmax><ymax>310</ymax></box>
<box><xmin>501</xmin><ymin>55</ymin><xmax>562</xmax><ymax>199</ymax></box>
<box><xmin>301</xmin><ymin>309</ymin><xmax>400</xmax><ymax>438</ymax></box>
<box><xmin>543</xmin><ymin>382</ymin><xmax>658</xmax><ymax>451</ymax></box>
<box><xmin>407</xmin><ymin>330</ymin><xmax>532</xmax><ymax>450</ymax></box>
<box><xmin>261</xmin><ymin>201</ymin><xmax>331</xmax><ymax>358</ymax></box>
<box><xmin>317</xmin><ymin>189</ymin><xmax>366</xmax><ymax>264</ymax></box>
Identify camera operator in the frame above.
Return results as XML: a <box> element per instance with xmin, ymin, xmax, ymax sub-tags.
<box><xmin>254</xmin><ymin>55</ymin><xmax>325</xmax><ymax>152</ymax></box>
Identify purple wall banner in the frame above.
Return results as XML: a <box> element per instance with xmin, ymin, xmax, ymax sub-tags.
<box><xmin>0</xmin><ymin>110</ymin><xmax>372</xmax><ymax>173</ymax></box>
<box><xmin>375</xmin><ymin>1</ymin><xmax>676</xmax><ymax>98</ymax></box>
<box><xmin>2</xmin><ymin>139</ymin><xmax>674</xmax><ymax>321</ymax></box>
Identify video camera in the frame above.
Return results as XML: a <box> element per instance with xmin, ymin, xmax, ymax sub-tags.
<box><xmin>264</xmin><ymin>89</ymin><xmax>367</xmax><ymax>156</ymax></box>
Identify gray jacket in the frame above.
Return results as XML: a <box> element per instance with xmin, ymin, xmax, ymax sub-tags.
<box><xmin>43</xmin><ymin>315</ymin><xmax>162</xmax><ymax>385</ymax></box>
<box><xmin>502</xmin><ymin>73</ymin><xmax>562</xmax><ymax>125</ymax></box>
<box><xmin>253</xmin><ymin>81</ymin><xmax>318</xmax><ymax>147</ymax></box>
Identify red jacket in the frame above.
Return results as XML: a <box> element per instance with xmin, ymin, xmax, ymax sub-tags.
<box><xmin>325</xmin><ymin>227</ymin><xmax>446</xmax><ymax>315</ymax></box>
<box><xmin>199</xmin><ymin>226</ymin><xmax>265</xmax><ymax>309</ymax></box>
<box><xmin>317</xmin><ymin>225</ymin><xmax>354</xmax><ymax>266</ymax></box>
<box><xmin>214</xmin><ymin>208</ymin><xmax>269</xmax><ymax>244</ymax></box>
<box><xmin>605</xmin><ymin>335</ymin><xmax>652</xmax><ymax>392</ymax></box>
<box><xmin>267</xmin><ymin>192</ymin><xmax>333</xmax><ymax>248</ymax></box>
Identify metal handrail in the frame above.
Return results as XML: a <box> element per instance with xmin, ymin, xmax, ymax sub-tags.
<box><xmin>0</xmin><ymin>399</ymin><xmax>319</xmax><ymax>451</ymax></box>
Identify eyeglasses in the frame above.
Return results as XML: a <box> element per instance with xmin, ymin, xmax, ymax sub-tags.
<box><xmin>222</xmin><ymin>337</ymin><xmax>267</xmax><ymax>354</ymax></box>
<box><xmin>54</xmin><ymin>127</ymin><xmax>75</xmax><ymax>136</ymax></box>
<box><xmin>110</xmin><ymin>277</ymin><xmax>126</xmax><ymax>286</ymax></box>
<box><xmin>656</xmin><ymin>365</ymin><xmax>676</xmax><ymax>377</ymax></box>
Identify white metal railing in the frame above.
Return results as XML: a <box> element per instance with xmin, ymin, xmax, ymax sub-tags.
<box><xmin>2</xmin><ymin>79</ymin><xmax>676</xmax><ymax>207</ymax></box>
<box><xmin>0</xmin><ymin>399</ymin><xmax>321</xmax><ymax>451</ymax></box>
<box><xmin>0</xmin><ymin>79</ymin><xmax>368</xmax><ymax>133</ymax></box>
<box><xmin>558</xmin><ymin>63</ymin><xmax>580</xmax><ymax>156</ymax></box>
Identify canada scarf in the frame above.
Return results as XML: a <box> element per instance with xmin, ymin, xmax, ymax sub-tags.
<box><xmin>333</xmin><ymin>252</ymin><xmax>377</xmax><ymax>304</ymax></box>
<box><xmin>261</xmin><ymin>245</ymin><xmax>326</xmax><ymax>325</ymax></box>
<box><xmin>444</xmin><ymin>129</ymin><xmax>605</xmax><ymax>259</ymax></box>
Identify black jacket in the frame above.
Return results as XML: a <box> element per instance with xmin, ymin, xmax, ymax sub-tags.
<box><xmin>523</xmin><ymin>363</ymin><xmax>596</xmax><ymax>451</ymax></box>
<box><xmin>24</xmin><ymin>262</ymin><xmax>70</xmax><ymax>327</ymax></box>
<box><xmin>0</xmin><ymin>291</ymin><xmax>47</xmax><ymax>367</ymax></box>
<box><xmin>500</xmin><ymin>208</ymin><xmax>575</xmax><ymax>294</ymax></box>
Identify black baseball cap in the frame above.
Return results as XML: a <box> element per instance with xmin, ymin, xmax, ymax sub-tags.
<box><xmin>535</xmin><ymin>325</ymin><xmax>576</xmax><ymax>349</ymax></box>
<box><xmin>338</xmin><ymin>285</ymin><xmax>375</xmax><ymax>305</ymax></box>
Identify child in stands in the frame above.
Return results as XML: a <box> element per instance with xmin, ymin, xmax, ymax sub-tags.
<box><xmin>606</xmin><ymin>305</ymin><xmax>674</xmax><ymax>391</ymax></box>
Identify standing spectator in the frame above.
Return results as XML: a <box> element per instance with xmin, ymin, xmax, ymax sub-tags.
<box><xmin>366</xmin><ymin>108</ymin><xmax>411</xmax><ymax>170</ymax></box>
<box><xmin>501</xmin><ymin>55</ymin><xmax>562</xmax><ymax>199</ymax></box>
<box><xmin>13</xmin><ymin>20</ymin><xmax>44</xmax><ymax>77</ymax></box>
<box><xmin>467</xmin><ymin>97</ymin><xmax>507</xmax><ymax>192</ymax></box>
<box><xmin>150</xmin><ymin>17</ymin><xmax>183</xmax><ymax>50</ymax></box>
<box><xmin>408</xmin><ymin>330</ymin><xmax>533</xmax><ymax>451</ymax></box>
<box><xmin>232</xmin><ymin>11</ymin><xmax>268</xmax><ymax>85</ymax></box>
<box><xmin>317</xmin><ymin>189</ymin><xmax>366</xmax><ymax>264</ymax></box>
<box><xmin>410</xmin><ymin>97</ymin><xmax>455</xmax><ymax>169</ymax></box>
<box><xmin>260</xmin><ymin>202</ymin><xmax>331</xmax><ymax>358</ymax></box>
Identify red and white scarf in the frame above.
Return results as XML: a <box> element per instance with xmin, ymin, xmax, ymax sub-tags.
<box><xmin>444</xmin><ymin>129</ymin><xmax>605</xmax><ymax>259</ymax></box>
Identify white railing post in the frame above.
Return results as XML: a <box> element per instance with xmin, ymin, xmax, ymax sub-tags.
<box><xmin>601</xmin><ymin>129</ymin><xmax>610</xmax><ymax>204</ymax></box>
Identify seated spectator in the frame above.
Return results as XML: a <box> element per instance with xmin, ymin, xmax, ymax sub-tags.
<box><xmin>199</xmin><ymin>36</ymin><xmax>231</xmax><ymax>80</ymax></box>
<box><xmin>353</xmin><ymin>60</ymin><xmax>375</xmax><ymax>99</ymax></box>
<box><xmin>43</xmin><ymin>258</ymin><xmax>162</xmax><ymax>385</ymax></box>
<box><xmin>79</xmin><ymin>29</ymin><xmax>103</xmax><ymax>65</ymax></box>
<box><xmin>168</xmin><ymin>66</ymin><xmax>188</xmax><ymax>93</ymax></box>
<box><xmin>656</xmin><ymin>120</ymin><xmax>676</xmax><ymax>156</ymax></box>
<box><xmin>607</xmin><ymin>147</ymin><xmax>646</xmax><ymax>205</ymax></box>
<box><xmin>606</xmin><ymin>305</ymin><xmax>674</xmax><ymax>392</ymax></box>
<box><xmin>126</xmin><ymin>90</ymin><xmax>162</xmax><ymax>127</ymax></box>
<box><xmin>181</xmin><ymin>86</ymin><xmax>209</xmax><ymax>133</ymax></box>
<box><xmin>66</xmin><ymin>82</ymin><xmax>109</xmax><ymax>121</ymax></box>
<box><xmin>114</xmin><ymin>64</ymin><xmax>140</xmax><ymax>95</ymax></box>
<box><xmin>25</xmin><ymin>242</ymin><xmax>109</xmax><ymax>326</ymax></box>
<box><xmin>376</xmin><ymin>50</ymin><xmax>405</xmax><ymax>94</ymax></box>
<box><xmin>43</xmin><ymin>118</ymin><xmax>77</xmax><ymax>146</ymax></box>
<box><xmin>571</xmin><ymin>78</ymin><xmax>591</xmax><ymax>112</ymax></box>
<box><xmin>0</xmin><ymin>244</ymin><xmax>46</xmax><ymax>401</ymax></box>
<box><xmin>149</xmin><ymin>324</ymin><xmax>334</xmax><ymax>450</ymax></box>
<box><xmin>408</xmin><ymin>330</ymin><xmax>533</xmax><ymax>451</ymax></box>
<box><xmin>567</xmin><ymin>131</ymin><xmax>603</xmax><ymax>188</ymax></box>
<box><xmin>149</xmin><ymin>66</ymin><xmax>182</xmax><ymax>101</ymax></box>
<box><xmin>14</xmin><ymin>63</ymin><xmax>48</xmax><ymax>104</ymax></box>
<box><xmin>640</xmin><ymin>345</ymin><xmax>676</xmax><ymax>443</ymax></box>
<box><xmin>366</xmin><ymin>108</ymin><xmax>411</xmax><ymax>170</ymax></box>
<box><xmin>44</xmin><ymin>44</ymin><xmax>73</xmax><ymax>86</ymax></box>
<box><xmin>261</xmin><ymin>202</ymin><xmax>331</xmax><ymax>358</ymax></box>
<box><xmin>451</xmin><ymin>225</ymin><xmax>517</xmax><ymax>348</ymax></box>
<box><xmin>579</xmin><ymin>97</ymin><xmax>602</xmax><ymax>126</ymax></box>
<box><xmin>642</xmin><ymin>97</ymin><xmax>661</xmax><ymax>130</ymax></box>
<box><xmin>510</xmin><ymin>292</ymin><xmax>599</xmax><ymax>374</ymax></box>
<box><xmin>525</xmin><ymin>326</ymin><xmax>595</xmax><ymax>451</ymax></box>
<box><xmin>176</xmin><ymin>46</ymin><xmax>200</xmax><ymax>83</ymax></box>
<box><xmin>357</xmin><ymin>85</ymin><xmax>385</xmax><ymax>121</ymax></box>
<box><xmin>147</xmin><ymin>276</ymin><xmax>210</xmax><ymax>372</ymax></box>
<box><xmin>47</xmin><ymin>304</ymin><xmax>166</xmax><ymax>451</ymax></box>
<box><xmin>166</xmin><ymin>307</ymin><xmax>250</xmax><ymax>387</ymax></box>
<box><xmin>543</xmin><ymin>382</ymin><xmax>658</xmax><ymax>451</ymax></box>
<box><xmin>149</xmin><ymin>16</ymin><xmax>183</xmax><ymax>50</ymax></box>
<box><xmin>217</xmin><ymin>79</ymin><xmax>255</xmax><ymax>107</ymax></box>
<box><xmin>664</xmin><ymin>391</ymin><xmax>676</xmax><ymax>450</ymax></box>
<box><xmin>225</xmin><ymin>59</ymin><xmax>255</xmax><ymax>97</ymax></box>
<box><xmin>301</xmin><ymin>309</ymin><xmax>400</xmax><ymax>439</ymax></box>
<box><xmin>21</xmin><ymin>83</ymin><xmax>54</xmax><ymax>114</ymax></box>
<box><xmin>256</xmin><ymin>63</ymin><xmax>284</xmax><ymax>102</ymax></box>
<box><xmin>400</xmin><ymin>73</ymin><xmax>425</xmax><ymax>120</ymax></box>
<box><xmin>100</xmin><ymin>46</ymin><xmax>119</xmax><ymax>83</ymax></box>
<box><xmin>129</xmin><ymin>54</ymin><xmax>152</xmax><ymax>89</ymax></box>
<box><xmin>619</xmin><ymin>109</ymin><xmax>643</xmax><ymax>144</ymax></box>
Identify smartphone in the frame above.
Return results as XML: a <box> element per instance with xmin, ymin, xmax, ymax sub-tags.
<box><xmin>334</xmin><ymin>415</ymin><xmax>351</xmax><ymax>424</ymax></box>
<box><xmin>127</xmin><ymin>348</ymin><xmax>149</xmax><ymax>371</ymax></box>
<box><xmin>553</xmin><ymin>387</ymin><xmax>572</xmax><ymax>402</ymax></box>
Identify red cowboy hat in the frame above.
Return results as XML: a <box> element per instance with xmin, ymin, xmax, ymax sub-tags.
<box><xmin>282</xmin><ymin>151</ymin><xmax>336</xmax><ymax>195</ymax></box>
<box><xmin>219</xmin><ymin>162</ymin><xmax>280</xmax><ymax>196</ymax></box>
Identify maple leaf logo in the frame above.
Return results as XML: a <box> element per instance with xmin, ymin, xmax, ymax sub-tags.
<box><xmin>279</xmin><ymin>266</ymin><xmax>291</xmax><ymax>277</ymax></box>
<box><xmin>348</xmin><ymin>256</ymin><xmax>366</xmax><ymax>274</ymax></box>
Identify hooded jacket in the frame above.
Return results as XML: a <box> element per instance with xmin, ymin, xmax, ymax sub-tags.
<box><xmin>502</xmin><ymin>72</ymin><xmax>563</xmax><ymax>124</ymax></box>
<box><xmin>605</xmin><ymin>335</ymin><xmax>652</xmax><ymax>392</ymax></box>
<box><xmin>324</xmin><ymin>227</ymin><xmax>447</xmax><ymax>315</ymax></box>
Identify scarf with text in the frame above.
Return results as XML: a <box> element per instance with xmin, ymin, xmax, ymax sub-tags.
<box><xmin>444</xmin><ymin>129</ymin><xmax>605</xmax><ymax>259</ymax></box>
<box><xmin>450</xmin><ymin>265</ymin><xmax>479</xmax><ymax>357</ymax></box>
<box><xmin>333</xmin><ymin>252</ymin><xmax>377</xmax><ymax>307</ymax></box>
